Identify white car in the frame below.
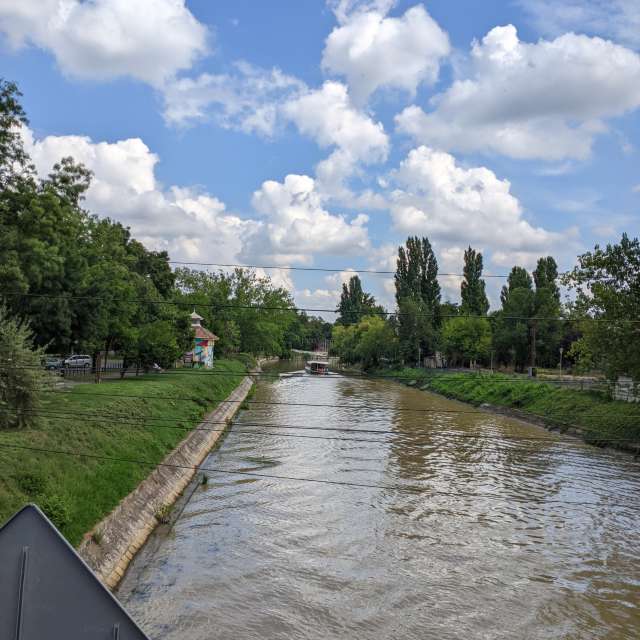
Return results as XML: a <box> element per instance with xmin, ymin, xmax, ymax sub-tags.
<box><xmin>63</xmin><ymin>354</ymin><xmax>92</xmax><ymax>368</ymax></box>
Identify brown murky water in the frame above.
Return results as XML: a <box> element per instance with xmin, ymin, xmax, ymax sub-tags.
<box><xmin>118</xmin><ymin>369</ymin><xmax>640</xmax><ymax>639</ymax></box>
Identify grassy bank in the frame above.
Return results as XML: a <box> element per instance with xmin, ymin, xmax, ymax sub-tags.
<box><xmin>384</xmin><ymin>368</ymin><xmax>640</xmax><ymax>448</ymax></box>
<box><xmin>0</xmin><ymin>359</ymin><xmax>247</xmax><ymax>545</ymax></box>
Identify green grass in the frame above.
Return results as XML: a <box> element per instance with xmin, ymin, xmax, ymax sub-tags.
<box><xmin>0</xmin><ymin>359</ymin><xmax>247</xmax><ymax>545</ymax></box>
<box><xmin>383</xmin><ymin>368</ymin><xmax>640</xmax><ymax>448</ymax></box>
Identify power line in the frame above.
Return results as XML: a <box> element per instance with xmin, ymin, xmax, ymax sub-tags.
<box><xmin>4</xmin><ymin>406</ymin><xmax>639</xmax><ymax>447</ymax></box>
<box><xmin>2</xmin><ymin>363</ymin><xmax>616</xmax><ymax>388</ymax></box>
<box><xmin>168</xmin><ymin>260</ymin><xmax>516</xmax><ymax>278</ymax></box>
<box><xmin>1</xmin><ymin>291</ymin><xmax>635</xmax><ymax>322</ymax></box>
<box><xmin>0</xmin><ymin>441</ymin><xmax>636</xmax><ymax>510</ymax></box>
<box><xmin>37</xmin><ymin>388</ymin><xmax>639</xmax><ymax>427</ymax></box>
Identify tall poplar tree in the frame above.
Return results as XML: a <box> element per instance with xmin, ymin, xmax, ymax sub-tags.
<box><xmin>336</xmin><ymin>275</ymin><xmax>381</xmax><ymax>325</ymax></box>
<box><xmin>460</xmin><ymin>246</ymin><xmax>489</xmax><ymax>315</ymax></box>
<box><xmin>493</xmin><ymin>266</ymin><xmax>534</xmax><ymax>371</ymax></box>
<box><xmin>532</xmin><ymin>256</ymin><xmax>561</xmax><ymax>367</ymax></box>
<box><xmin>394</xmin><ymin>236</ymin><xmax>441</xmax><ymax>364</ymax></box>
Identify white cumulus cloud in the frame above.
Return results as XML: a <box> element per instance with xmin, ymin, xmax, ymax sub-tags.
<box><xmin>283</xmin><ymin>81</ymin><xmax>389</xmax><ymax>161</ymax></box>
<box><xmin>390</xmin><ymin>146</ymin><xmax>576</xmax><ymax>268</ymax></box>
<box><xmin>244</xmin><ymin>173</ymin><xmax>370</xmax><ymax>265</ymax></box>
<box><xmin>163</xmin><ymin>61</ymin><xmax>306</xmax><ymax>133</ymax></box>
<box><xmin>396</xmin><ymin>25</ymin><xmax>640</xmax><ymax>160</ymax></box>
<box><xmin>0</xmin><ymin>0</ymin><xmax>208</xmax><ymax>87</ymax></box>
<box><xmin>283</xmin><ymin>81</ymin><xmax>389</xmax><ymax>204</ymax></box>
<box><xmin>322</xmin><ymin>4</ymin><xmax>450</xmax><ymax>105</ymax></box>
<box><xmin>520</xmin><ymin>0</ymin><xmax>640</xmax><ymax>49</ymax></box>
<box><xmin>22</xmin><ymin>128</ymin><xmax>253</xmax><ymax>264</ymax></box>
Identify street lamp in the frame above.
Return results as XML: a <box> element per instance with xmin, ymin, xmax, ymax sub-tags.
<box><xmin>559</xmin><ymin>346</ymin><xmax>564</xmax><ymax>379</ymax></box>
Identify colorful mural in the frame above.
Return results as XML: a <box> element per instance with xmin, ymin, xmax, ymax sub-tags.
<box><xmin>187</xmin><ymin>311</ymin><xmax>218</xmax><ymax>368</ymax></box>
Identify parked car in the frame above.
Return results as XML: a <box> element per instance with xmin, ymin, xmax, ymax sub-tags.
<box><xmin>63</xmin><ymin>354</ymin><xmax>92</xmax><ymax>368</ymax></box>
<box><xmin>42</xmin><ymin>356</ymin><xmax>63</xmax><ymax>371</ymax></box>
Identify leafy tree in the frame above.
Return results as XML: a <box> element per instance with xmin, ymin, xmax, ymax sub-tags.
<box><xmin>440</xmin><ymin>301</ymin><xmax>460</xmax><ymax>319</ymax></box>
<box><xmin>494</xmin><ymin>266</ymin><xmax>535</xmax><ymax>371</ymax></box>
<box><xmin>441</xmin><ymin>316</ymin><xmax>492</xmax><ymax>367</ymax></box>
<box><xmin>332</xmin><ymin>315</ymin><xmax>397</xmax><ymax>370</ymax></box>
<box><xmin>174</xmin><ymin>268</ymin><xmax>299</xmax><ymax>357</ymax></box>
<box><xmin>563</xmin><ymin>234</ymin><xmax>640</xmax><ymax>381</ymax></box>
<box><xmin>354</xmin><ymin>316</ymin><xmax>397</xmax><ymax>369</ymax></box>
<box><xmin>0</xmin><ymin>79</ymin><xmax>31</xmax><ymax>188</ymax></box>
<box><xmin>0</xmin><ymin>306</ymin><xmax>48</xmax><ymax>430</ymax></box>
<box><xmin>461</xmin><ymin>246</ymin><xmax>489</xmax><ymax>315</ymax></box>
<box><xmin>336</xmin><ymin>275</ymin><xmax>382</xmax><ymax>325</ymax></box>
<box><xmin>395</xmin><ymin>236</ymin><xmax>441</xmax><ymax>363</ymax></box>
<box><xmin>532</xmin><ymin>256</ymin><xmax>561</xmax><ymax>367</ymax></box>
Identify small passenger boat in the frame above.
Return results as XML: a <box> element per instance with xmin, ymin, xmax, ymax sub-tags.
<box><xmin>305</xmin><ymin>360</ymin><xmax>329</xmax><ymax>375</ymax></box>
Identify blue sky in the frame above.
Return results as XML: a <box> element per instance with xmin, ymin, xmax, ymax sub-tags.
<box><xmin>1</xmin><ymin>0</ymin><xmax>639</xmax><ymax>314</ymax></box>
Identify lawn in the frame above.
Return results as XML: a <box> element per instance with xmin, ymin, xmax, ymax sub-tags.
<box><xmin>383</xmin><ymin>368</ymin><xmax>640</xmax><ymax>448</ymax></box>
<box><xmin>0</xmin><ymin>359</ymin><xmax>247</xmax><ymax>545</ymax></box>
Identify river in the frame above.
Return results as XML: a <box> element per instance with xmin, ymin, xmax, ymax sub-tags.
<box><xmin>117</xmin><ymin>368</ymin><xmax>640</xmax><ymax>639</ymax></box>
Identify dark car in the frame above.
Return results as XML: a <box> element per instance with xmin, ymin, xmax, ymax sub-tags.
<box><xmin>43</xmin><ymin>356</ymin><xmax>63</xmax><ymax>371</ymax></box>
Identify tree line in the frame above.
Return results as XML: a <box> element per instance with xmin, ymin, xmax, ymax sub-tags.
<box><xmin>333</xmin><ymin>235</ymin><xmax>640</xmax><ymax>383</ymax></box>
<box><xmin>0</xmin><ymin>79</ymin><xmax>329</xmax><ymax>372</ymax></box>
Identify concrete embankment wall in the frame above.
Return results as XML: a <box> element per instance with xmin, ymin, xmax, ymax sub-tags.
<box><xmin>78</xmin><ymin>375</ymin><xmax>254</xmax><ymax>589</ymax></box>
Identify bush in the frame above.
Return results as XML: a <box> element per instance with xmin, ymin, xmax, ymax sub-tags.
<box><xmin>39</xmin><ymin>494</ymin><xmax>72</xmax><ymax>530</ymax></box>
<box><xmin>0</xmin><ymin>306</ymin><xmax>49</xmax><ymax>430</ymax></box>
<box><xmin>16</xmin><ymin>471</ymin><xmax>47</xmax><ymax>496</ymax></box>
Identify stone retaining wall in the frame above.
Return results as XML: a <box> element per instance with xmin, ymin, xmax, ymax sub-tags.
<box><xmin>78</xmin><ymin>375</ymin><xmax>254</xmax><ymax>589</ymax></box>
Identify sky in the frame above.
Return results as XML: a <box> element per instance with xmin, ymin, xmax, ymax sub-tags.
<box><xmin>1</xmin><ymin>0</ymin><xmax>639</xmax><ymax>317</ymax></box>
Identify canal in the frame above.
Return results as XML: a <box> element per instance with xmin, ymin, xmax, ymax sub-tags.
<box><xmin>117</xmin><ymin>368</ymin><xmax>640</xmax><ymax>639</ymax></box>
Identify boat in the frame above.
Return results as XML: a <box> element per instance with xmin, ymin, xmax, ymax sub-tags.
<box><xmin>305</xmin><ymin>360</ymin><xmax>329</xmax><ymax>375</ymax></box>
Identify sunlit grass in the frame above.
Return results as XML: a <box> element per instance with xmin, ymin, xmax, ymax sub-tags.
<box><xmin>0</xmin><ymin>360</ymin><xmax>246</xmax><ymax>545</ymax></box>
<box><xmin>385</xmin><ymin>368</ymin><xmax>640</xmax><ymax>447</ymax></box>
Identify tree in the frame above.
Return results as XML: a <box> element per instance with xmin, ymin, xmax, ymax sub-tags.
<box><xmin>332</xmin><ymin>315</ymin><xmax>397</xmax><ymax>370</ymax></box>
<box><xmin>0</xmin><ymin>306</ymin><xmax>48</xmax><ymax>430</ymax></box>
<box><xmin>563</xmin><ymin>234</ymin><xmax>640</xmax><ymax>382</ymax></box>
<box><xmin>532</xmin><ymin>256</ymin><xmax>561</xmax><ymax>367</ymax></box>
<box><xmin>395</xmin><ymin>236</ymin><xmax>441</xmax><ymax>364</ymax></box>
<box><xmin>460</xmin><ymin>246</ymin><xmax>489</xmax><ymax>315</ymax></box>
<box><xmin>336</xmin><ymin>275</ymin><xmax>382</xmax><ymax>325</ymax></box>
<box><xmin>0</xmin><ymin>79</ymin><xmax>32</xmax><ymax>188</ymax></box>
<box><xmin>441</xmin><ymin>317</ymin><xmax>492</xmax><ymax>368</ymax></box>
<box><xmin>174</xmin><ymin>267</ymin><xmax>300</xmax><ymax>357</ymax></box>
<box><xmin>493</xmin><ymin>266</ymin><xmax>535</xmax><ymax>371</ymax></box>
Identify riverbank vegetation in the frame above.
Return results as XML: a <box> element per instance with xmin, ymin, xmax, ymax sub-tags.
<box><xmin>0</xmin><ymin>360</ymin><xmax>246</xmax><ymax>544</ymax></box>
<box><xmin>383</xmin><ymin>369</ymin><xmax>640</xmax><ymax>448</ymax></box>
<box><xmin>0</xmin><ymin>80</ymin><xmax>329</xmax><ymax>367</ymax></box>
<box><xmin>332</xmin><ymin>234</ymin><xmax>640</xmax><ymax>393</ymax></box>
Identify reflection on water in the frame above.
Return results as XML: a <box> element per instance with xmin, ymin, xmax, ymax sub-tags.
<box><xmin>118</xmin><ymin>367</ymin><xmax>640</xmax><ymax>639</ymax></box>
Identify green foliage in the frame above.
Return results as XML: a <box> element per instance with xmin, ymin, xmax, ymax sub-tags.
<box><xmin>336</xmin><ymin>275</ymin><xmax>382</xmax><ymax>325</ymax></box>
<box><xmin>39</xmin><ymin>494</ymin><xmax>72</xmax><ymax>530</ymax></box>
<box><xmin>0</xmin><ymin>306</ymin><xmax>48</xmax><ymax>429</ymax></box>
<box><xmin>441</xmin><ymin>317</ymin><xmax>492</xmax><ymax>366</ymax></box>
<box><xmin>0</xmin><ymin>360</ymin><xmax>247</xmax><ymax>544</ymax></box>
<box><xmin>395</xmin><ymin>236</ymin><xmax>441</xmax><ymax>363</ymax></box>
<box><xmin>15</xmin><ymin>471</ymin><xmax>47</xmax><ymax>496</ymax></box>
<box><xmin>0</xmin><ymin>78</ymin><xmax>31</xmax><ymax>188</ymax></box>
<box><xmin>174</xmin><ymin>268</ymin><xmax>301</xmax><ymax>357</ymax></box>
<box><xmin>461</xmin><ymin>246</ymin><xmax>489</xmax><ymax>315</ymax></box>
<box><xmin>563</xmin><ymin>233</ymin><xmax>640</xmax><ymax>382</ymax></box>
<box><xmin>332</xmin><ymin>315</ymin><xmax>397</xmax><ymax>370</ymax></box>
<box><xmin>386</xmin><ymin>369</ymin><xmax>640</xmax><ymax>448</ymax></box>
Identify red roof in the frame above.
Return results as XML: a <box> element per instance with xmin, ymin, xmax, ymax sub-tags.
<box><xmin>194</xmin><ymin>326</ymin><xmax>219</xmax><ymax>341</ymax></box>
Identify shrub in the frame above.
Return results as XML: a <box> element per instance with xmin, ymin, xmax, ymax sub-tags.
<box><xmin>16</xmin><ymin>471</ymin><xmax>47</xmax><ymax>496</ymax></box>
<box><xmin>0</xmin><ymin>306</ymin><xmax>49</xmax><ymax>430</ymax></box>
<box><xmin>39</xmin><ymin>494</ymin><xmax>72</xmax><ymax>530</ymax></box>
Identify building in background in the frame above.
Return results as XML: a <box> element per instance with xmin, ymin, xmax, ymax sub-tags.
<box><xmin>185</xmin><ymin>311</ymin><xmax>218</xmax><ymax>368</ymax></box>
